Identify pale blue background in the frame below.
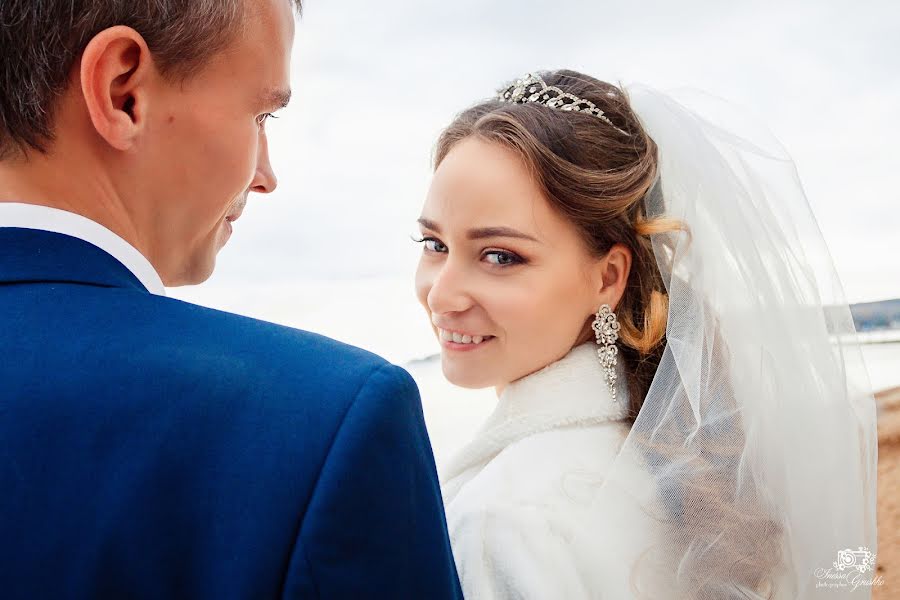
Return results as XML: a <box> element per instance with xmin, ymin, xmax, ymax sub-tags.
<box><xmin>170</xmin><ymin>0</ymin><xmax>899</xmax><ymax>398</ymax></box>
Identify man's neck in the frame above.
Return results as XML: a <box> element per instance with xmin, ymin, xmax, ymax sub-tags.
<box><xmin>0</xmin><ymin>149</ymin><xmax>148</xmax><ymax>261</ymax></box>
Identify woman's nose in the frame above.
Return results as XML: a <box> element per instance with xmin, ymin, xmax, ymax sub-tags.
<box><xmin>426</xmin><ymin>262</ymin><xmax>473</xmax><ymax>316</ymax></box>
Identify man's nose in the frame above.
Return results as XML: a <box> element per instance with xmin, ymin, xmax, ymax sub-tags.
<box><xmin>250</xmin><ymin>133</ymin><xmax>277</xmax><ymax>194</ymax></box>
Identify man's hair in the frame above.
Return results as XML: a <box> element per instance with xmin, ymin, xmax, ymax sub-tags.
<box><xmin>0</xmin><ymin>0</ymin><xmax>301</xmax><ymax>159</ymax></box>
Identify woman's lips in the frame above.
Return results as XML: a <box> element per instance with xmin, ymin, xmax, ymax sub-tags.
<box><xmin>437</xmin><ymin>327</ymin><xmax>495</xmax><ymax>351</ymax></box>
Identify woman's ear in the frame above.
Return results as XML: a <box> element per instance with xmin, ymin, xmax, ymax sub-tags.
<box><xmin>595</xmin><ymin>243</ymin><xmax>632</xmax><ymax>311</ymax></box>
<box><xmin>79</xmin><ymin>26</ymin><xmax>153</xmax><ymax>151</ymax></box>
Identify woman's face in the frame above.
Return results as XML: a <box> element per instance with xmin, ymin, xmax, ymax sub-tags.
<box><xmin>415</xmin><ymin>136</ymin><xmax>628</xmax><ymax>392</ymax></box>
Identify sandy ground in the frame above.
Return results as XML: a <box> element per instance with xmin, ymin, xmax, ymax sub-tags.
<box><xmin>874</xmin><ymin>386</ymin><xmax>900</xmax><ymax>599</ymax></box>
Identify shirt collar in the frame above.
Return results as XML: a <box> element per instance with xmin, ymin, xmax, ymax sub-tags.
<box><xmin>0</xmin><ymin>202</ymin><xmax>166</xmax><ymax>296</ymax></box>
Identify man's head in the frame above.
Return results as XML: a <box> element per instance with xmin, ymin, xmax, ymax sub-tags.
<box><xmin>0</xmin><ymin>0</ymin><xmax>300</xmax><ymax>285</ymax></box>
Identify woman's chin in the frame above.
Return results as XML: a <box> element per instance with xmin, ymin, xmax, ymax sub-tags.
<box><xmin>440</xmin><ymin>361</ymin><xmax>496</xmax><ymax>390</ymax></box>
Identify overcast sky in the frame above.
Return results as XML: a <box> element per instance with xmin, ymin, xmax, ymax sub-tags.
<box><xmin>170</xmin><ymin>0</ymin><xmax>899</xmax><ymax>359</ymax></box>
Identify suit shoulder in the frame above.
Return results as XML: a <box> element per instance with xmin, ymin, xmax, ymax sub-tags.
<box><xmin>130</xmin><ymin>293</ymin><xmax>397</xmax><ymax>393</ymax></box>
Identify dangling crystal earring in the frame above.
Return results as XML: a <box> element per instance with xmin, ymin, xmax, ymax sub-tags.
<box><xmin>592</xmin><ymin>304</ymin><xmax>621</xmax><ymax>402</ymax></box>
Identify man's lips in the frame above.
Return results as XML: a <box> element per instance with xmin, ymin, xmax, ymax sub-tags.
<box><xmin>226</xmin><ymin>198</ymin><xmax>248</xmax><ymax>223</ymax></box>
<box><xmin>223</xmin><ymin>210</ymin><xmax>241</xmax><ymax>237</ymax></box>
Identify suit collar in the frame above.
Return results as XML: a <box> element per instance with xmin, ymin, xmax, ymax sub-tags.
<box><xmin>0</xmin><ymin>227</ymin><xmax>152</xmax><ymax>293</ymax></box>
<box><xmin>0</xmin><ymin>203</ymin><xmax>166</xmax><ymax>295</ymax></box>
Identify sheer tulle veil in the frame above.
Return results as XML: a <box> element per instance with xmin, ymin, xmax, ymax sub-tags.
<box><xmin>604</xmin><ymin>85</ymin><xmax>878</xmax><ymax>598</ymax></box>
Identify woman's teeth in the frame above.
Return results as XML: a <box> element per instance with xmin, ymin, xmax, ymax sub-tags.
<box><xmin>438</xmin><ymin>329</ymin><xmax>494</xmax><ymax>345</ymax></box>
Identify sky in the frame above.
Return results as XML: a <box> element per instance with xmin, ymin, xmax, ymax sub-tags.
<box><xmin>170</xmin><ymin>0</ymin><xmax>899</xmax><ymax>363</ymax></box>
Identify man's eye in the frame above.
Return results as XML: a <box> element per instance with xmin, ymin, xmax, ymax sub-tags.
<box><xmin>257</xmin><ymin>113</ymin><xmax>279</xmax><ymax>126</ymax></box>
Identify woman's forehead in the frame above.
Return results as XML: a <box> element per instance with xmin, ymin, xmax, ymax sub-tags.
<box><xmin>426</xmin><ymin>139</ymin><xmax>550</xmax><ymax>226</ymax></box>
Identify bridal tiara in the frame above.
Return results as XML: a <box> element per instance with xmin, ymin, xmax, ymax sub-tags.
<box><xmin>497</xmin><ymin>73</ymin><xmax>631</xmax><ymax>136</ymax></box>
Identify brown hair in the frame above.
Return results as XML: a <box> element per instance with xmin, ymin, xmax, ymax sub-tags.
<box><xmin>434</xmin><ymin>69</ymin><xmax>783</xmax><ymax>598</ymax></box>
<box><xmin>0</xmin><ymin>0</ymin><xmax>302</xmax><ymax>159</ymax></box>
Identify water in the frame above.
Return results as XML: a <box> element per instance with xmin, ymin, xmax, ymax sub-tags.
<box><xmin>860</xmin><ymin>342</ymin><xmax>900</xmax><ymax>393</ymax></box>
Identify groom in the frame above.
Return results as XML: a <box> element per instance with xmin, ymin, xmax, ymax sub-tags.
<box><xmin>0</xmin><ymin>1</ymin><xmax>460</xmax><ymax>599</ymax></box>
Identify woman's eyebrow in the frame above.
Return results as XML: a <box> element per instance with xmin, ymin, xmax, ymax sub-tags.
<box><xmin>417</xmin><ymin>217</ymin><xmax>442</xmax><ymax>232</ymax></box>
<box><xmin>467</xmin><ymin>226</ymin><xmax>539</xmax><ymax>242</ymax></box>
<box><xmin>417</xmin><ymin>218</ymin><xmax>540</xmax><ymax>243</ymax></box>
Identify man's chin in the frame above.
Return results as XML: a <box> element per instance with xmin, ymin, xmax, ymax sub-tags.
<box><xmin>163</xmin><ymin>253</ymin><xmax>218</xmax><ymax>288</ymax></box>
<box><xmin>162</xmin><ymin>225</ymin><xmax>230</xmax><ymax>287</ymax></box>
<box><xmin>221</xmin><ymin>218</ymin><xmax>234</xmax><ymax>244</ymax></box>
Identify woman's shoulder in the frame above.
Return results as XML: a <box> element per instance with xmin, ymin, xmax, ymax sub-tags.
<box><xmin>447</xmin><ymin>420</ymin><xmax>630</xmax><ymax>512</ymax></box>
<box><xmin>444</xmin><ymin>422</ymin><xmax>669</xmax><ymax>599</ymax></box>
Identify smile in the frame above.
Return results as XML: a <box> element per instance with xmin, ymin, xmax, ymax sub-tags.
<box><xmin>437</xmin><ymin>328</ymin><xmax>495</xmax><ymax>346</ymax></box>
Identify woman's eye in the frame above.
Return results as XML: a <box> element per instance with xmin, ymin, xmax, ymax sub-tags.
<box><xmin>484</xmin><ymin>250</ymin><xmax>523</xmax><ymax>266</ymax></box>
<box><xmin>425</xmin><ymin>239</ymin><xmax>448</xmax><ymax>253</ymax></box>
<box><xmin>414</xmin><ymin>236</ymin><xmax>448</xmax><ymax>253</ymax></box>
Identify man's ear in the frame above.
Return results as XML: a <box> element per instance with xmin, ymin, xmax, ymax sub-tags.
<box><xmin>79</xmin><ymin>26</ymin><xmax>153</xmax><ymax>151</ymax></box>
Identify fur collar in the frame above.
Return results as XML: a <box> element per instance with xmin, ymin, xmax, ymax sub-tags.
<box><xmin>440</xmin><ymin>342</ymin><xmax>630</xmax><ymax>485</ymax></box>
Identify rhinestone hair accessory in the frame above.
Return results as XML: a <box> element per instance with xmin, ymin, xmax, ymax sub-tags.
<box><xmin>592</xmin><ymin>304</ymin><xmax>621</xmax><ymax>402</ymax></box>
<box><xmin>497</xmin><ymin>73</ymin><xmax>630</xmax><ymax>136</ymax></box>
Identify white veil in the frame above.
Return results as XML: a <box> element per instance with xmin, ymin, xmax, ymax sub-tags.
<box><xmin>601</xmin><ymin>85</ymin><xmax>879</xmax><ymax>598</ymax></box>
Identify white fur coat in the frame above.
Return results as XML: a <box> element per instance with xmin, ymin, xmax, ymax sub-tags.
<box><xmin>440</xmin><ymin>343</ymin><xmax>666</xmax><ymax>599</ymax></box>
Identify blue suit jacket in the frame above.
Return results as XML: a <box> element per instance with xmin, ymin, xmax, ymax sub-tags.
<box><xmin>0</xmin><ymin>228</ymin><xmax>462</xmax><ymax>599</ymax></box>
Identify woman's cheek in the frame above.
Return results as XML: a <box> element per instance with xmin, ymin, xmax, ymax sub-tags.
<box><xmin>414</xmin><ymin>262</ymin><xmax>433</xmax><ymax>309</ymax></box>
<box><xmin>493</xmin><ymin>285</ymin><xmax>543</xmax><ymax>338</ymax></box>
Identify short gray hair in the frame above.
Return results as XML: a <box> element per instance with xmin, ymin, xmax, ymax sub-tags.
<box><xmin>0</xmin><ymin>0</ymin><xmax>302</xmax><ymax>159</ymax></box>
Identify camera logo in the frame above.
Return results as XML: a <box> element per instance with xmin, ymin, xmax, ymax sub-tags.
<box><xmin>814</xmin><ymin>546</ymin><xmax>882</xmax><ymax>591</ymax></box>
<box><xmin>833</xmin><ymin>547</ymin><xmax>876</xmax><ymax>574</ymax></box>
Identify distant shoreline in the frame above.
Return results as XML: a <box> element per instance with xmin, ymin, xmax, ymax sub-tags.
<box><xmin>856</xmin><ymin>329</ymin><xmax>900</xmax><ymax>344</ymax></box>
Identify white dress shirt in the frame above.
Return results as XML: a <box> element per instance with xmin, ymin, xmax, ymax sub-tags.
<box><xmin>0</xmin><ymin>202</ymin><xmax>166</xmax><ymax>296</ymax></box>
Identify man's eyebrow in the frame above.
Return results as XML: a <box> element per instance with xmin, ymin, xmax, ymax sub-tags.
<box><xmin>417</xmin><ymin>218</ymin><xmax>540</xmax><ymax>243</ymax></box>
<box><xmin>262</xmin><ymin>88</ymin><xmax>292</xmax><ymax>110</ymax></box>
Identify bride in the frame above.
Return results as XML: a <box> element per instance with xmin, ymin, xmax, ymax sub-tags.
<box><xmin>413</xmin><ymin>70</ymin><xmax>878</xmax><ymax>599</ymax></box>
